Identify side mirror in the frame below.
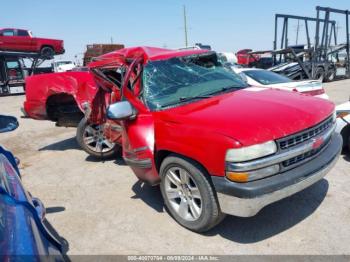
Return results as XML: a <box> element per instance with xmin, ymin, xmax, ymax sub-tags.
<box><xmin>0</xmin><ymin>115</ymin><xmax>19</xmax><ymax>133</ymax></box>
<box><xmin>106</xmin><ymin>101</ymin><xmax>135</xmax><ymax>120</ymax></box>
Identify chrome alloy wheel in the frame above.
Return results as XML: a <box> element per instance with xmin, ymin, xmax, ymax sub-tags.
<box><xmin>164</xmin><ymin>167</ymin><xmax>202</xmax><ymax>221</ymax></box>
<box><xmin>83</xmin><ymin>124</ymin><xmax>115</xmax><ymax>153</ymax></box>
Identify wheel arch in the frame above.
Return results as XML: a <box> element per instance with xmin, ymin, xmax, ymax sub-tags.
<box><xmin>46</xmin><ymin>93</ymin><xmax>83</xmax><ymax>124</ymax></box>
<box><xmin>154</xmin><ymin>149</ymin><xmax>213</xmax><ymax>182</ymax></box>
<box><xmin>40</xmin><ymin>44</ymin><xmax>54</xmax><ymax>51</ymax></box>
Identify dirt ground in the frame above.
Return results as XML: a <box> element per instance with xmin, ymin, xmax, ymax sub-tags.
<box><xmin>0</xmin><ymin>80</ymin><xmax>349</xmax><ymax>255</ymax></box>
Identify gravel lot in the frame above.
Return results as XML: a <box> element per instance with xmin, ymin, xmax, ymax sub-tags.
<box><xmin>0</xmin><ymin>80</ymin><xmax>349</xmax><ymax>255</ymax></box>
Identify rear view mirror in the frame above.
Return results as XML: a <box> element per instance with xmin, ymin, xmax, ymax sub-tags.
<box><xmin>0</xmin><ymin>115</ymin><xmax>19</xmax><ymax>133</ymax></box>
<box><xmin>106</xmin><ymin>101</ymin><xmax>135</xmax><ymax>120</ymax></box>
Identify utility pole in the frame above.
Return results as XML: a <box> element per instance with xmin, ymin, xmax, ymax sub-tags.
<box><xmin>183</xmin><ymin>5</ymin><xmax>188</xmax><ymax>47</ymax></box>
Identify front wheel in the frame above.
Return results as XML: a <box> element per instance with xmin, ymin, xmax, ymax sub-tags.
<box><xmin>76</xmin><ymin>118</ymin><xmax>120</xmax><ymax>160</ymax></box>
<box><xmin>160</xmin><ymin>155</ymin><xmax>225</xmax><ymax>232</ymax></box>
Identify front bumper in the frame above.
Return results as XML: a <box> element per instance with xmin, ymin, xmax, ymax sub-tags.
<box><xmin>212</xmin><ymin>132</ymin><xmax>342</xmax><ymax>217</ymax></box>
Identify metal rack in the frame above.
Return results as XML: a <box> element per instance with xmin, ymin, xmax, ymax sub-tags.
<box><xmin>271</xmin><ymin>6</ymin><xmax>350</xmax><ymax>81</ymax></box>
<box><xmin>0</xmin><ymin>50</ymin><xmax>52</xmax><ymax>95</ymax></box>
<box><xmin>274</xmin><ymin>14</ymin><xmax>337</xmax><ymax>51</ymax></box>
<box><xmin>314</xmin><ymin>6</ymin><xmax>350</xmax><ymax>78</ymax></box>
<box><xmin>0</xmin><ymin>50</ymin><xmax>49</xmax><ymax>75</ymax></box>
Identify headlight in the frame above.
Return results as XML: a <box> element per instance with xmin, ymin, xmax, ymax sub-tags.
<box><xmin>225</xmin><ymin>140</ymin><xmax>277</xmax><ymax>162</ymax></box>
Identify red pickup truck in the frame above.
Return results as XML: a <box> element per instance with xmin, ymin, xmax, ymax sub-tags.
<box><xmin>0</xmin><ymin>28</ymin><xmax>64</xmax><ymax>58</ymax></box>
<box><xmin>24</xmin><ymin>47</ymin><xmax>342</xmax><ymax>232</ymax></box>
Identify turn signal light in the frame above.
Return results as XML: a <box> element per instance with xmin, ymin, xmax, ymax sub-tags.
<box><xmin>226</xmin><ymin>172</ymin><xmax>249</xmax><ymax>182</ymax></box>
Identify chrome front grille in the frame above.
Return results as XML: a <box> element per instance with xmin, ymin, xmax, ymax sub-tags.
<box><xmin>282</xmin><ymin>136</ymin><xmax>330</xmax><ymax>167</ymax></box>
<box><xmin>278</xmin><ymin>116</ymin><xmax>333</xmax><ymax>151</ymax></box>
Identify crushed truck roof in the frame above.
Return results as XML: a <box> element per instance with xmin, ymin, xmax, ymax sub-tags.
<box><xmin>89</xmin><ymin>46</ymin><xmax>210</xmax><ymax>68</ymax></box>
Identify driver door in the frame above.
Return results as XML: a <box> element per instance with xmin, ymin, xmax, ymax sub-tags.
<box><xmin>117</xmin><ymin>58</ymin><xmax>158</xmax><ymax>184</ymax></box>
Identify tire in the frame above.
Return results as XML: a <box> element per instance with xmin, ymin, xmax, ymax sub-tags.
<box><xmin>160</xmin><ymin>155</ymin><xmax>225</xmax><ymax>232</ymax></box>
<box><xmin>314</xmin><ymin>67</ymin><xmax>325</xmax><ymax>82</ymax></box>
<box><xmin>325</xmin><ymin>68</ymin><xmax>336</xmax><ymax>82</ymax></box>
<box><xmin>40</xmin><ymin>46</ymin><xmax>54</xmax><ymax>59</ymax></box>
<box><xmin>76</xmin><ymin>118</ymin><xmax>120</xmax><ymax>160</ymax></box>
<box><xmin>340</xmin><ymin>125</ymin><xmax>350</xmax><ymax>151</ymax></box>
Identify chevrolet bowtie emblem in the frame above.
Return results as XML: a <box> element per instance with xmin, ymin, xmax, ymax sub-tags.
<box><xmin>312</xmin><ymin>137</ymin><xmax>324</xmax><ymax>149</ymax></box>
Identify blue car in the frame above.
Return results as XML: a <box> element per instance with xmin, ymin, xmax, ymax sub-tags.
<box><xmin>0</xmin><ymin>115</ymin><xmax>67</xmax><ymax>260</ymax></box>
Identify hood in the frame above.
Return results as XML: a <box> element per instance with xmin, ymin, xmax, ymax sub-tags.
<box><xmin>155</xmin><ymin>87</ymin><xmax>334</xmax><ymax>146</ymax></box>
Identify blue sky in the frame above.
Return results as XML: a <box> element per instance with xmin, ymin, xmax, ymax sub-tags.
<box><xmin>3</xmin><ymin>0</ymin><xmax>350</xmax><ymax>63</ymax></box>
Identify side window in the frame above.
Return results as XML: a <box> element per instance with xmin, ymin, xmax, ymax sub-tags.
<box><xmin>100</xmin><ymin>66</ymin><xmax>134</xmax><ymax>91</ymax></box>
<box><xmin>2</xmin><ymin>30</ymin><xmax>15</xmax><ymax>36</ymax></box>
<box><xmin>6</xmin><ymin>61</ymin><xmax>20</xmax><ymax>69</ymax></box>
<box><xmin>101</xmin><ymin>68</ymin><xmax>123</xmax><ymax>88</ymax></box>
<box><xmin>17</xmin><ymin>30</ymin><xmax>29</xmax><ymax>37</ymax></box>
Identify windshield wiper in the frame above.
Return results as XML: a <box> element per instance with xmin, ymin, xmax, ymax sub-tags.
<box><xmin>205</xmin><ymin>85</ymin><xmax>243</xmax><ymax>96</ymax></box>
<box><xmin>160</xmin><ymin>86</ymin><xmax>244</xmax><ymax>109</ymax></box>
<box><xmin>161</xmin><ymin>95</ymin><xmax>212</xmax><ymax>108</ymax></box>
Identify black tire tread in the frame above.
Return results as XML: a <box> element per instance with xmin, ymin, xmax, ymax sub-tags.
<box><xmin>40</xmin><ymin>46</ymin><xmax>54</xmax><ymax>59</ymax></box>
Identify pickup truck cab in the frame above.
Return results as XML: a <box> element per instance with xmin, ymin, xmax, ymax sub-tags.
<box><xmin>0</xmin><ymin>28</ymin><xmax>64</xmax><ymax>58</ymax></box>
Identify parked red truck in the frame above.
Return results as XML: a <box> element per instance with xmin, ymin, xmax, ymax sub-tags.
<box><xmin>0</xmin><ymin>28</ymin><xmax>64</xmax><ymax>58</ymax></box>
<box><xmin>24</xmin><ymin>47</ymin><xmax>342</xmax><ymax>232</ymax></box>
